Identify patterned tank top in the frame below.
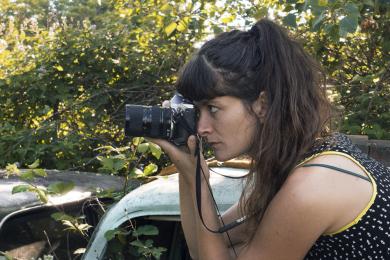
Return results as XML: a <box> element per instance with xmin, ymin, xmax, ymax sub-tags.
<box><xmin>300</xmin><ymin>133</ymin><xmax>390</xmax><ymax>259</ymax></box>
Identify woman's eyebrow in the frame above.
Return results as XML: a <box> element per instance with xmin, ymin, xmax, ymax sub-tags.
<box><xmin>193</xmin><ymin>100</ymin><xmax>209</xmax><ymax>106</ymax></box>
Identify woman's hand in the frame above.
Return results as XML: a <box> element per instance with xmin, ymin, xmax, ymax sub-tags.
<box><xmin>148</xmin><ymin>135</ymin><xmax>210</xmax><ymax>182</ymax></box>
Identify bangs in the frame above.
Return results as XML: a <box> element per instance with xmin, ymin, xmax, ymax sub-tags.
<box><xmin>176</xmin><ymin>54</ymin><xmax>226</xmax><ymax>102</ymax></box>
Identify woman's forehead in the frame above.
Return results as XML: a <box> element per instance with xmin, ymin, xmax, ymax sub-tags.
<box><xmin>193</xmin><ymin>96</ymin><xmax>227</xmax><ymax>106</ymax></box>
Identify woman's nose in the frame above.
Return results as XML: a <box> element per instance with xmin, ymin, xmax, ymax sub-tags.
<box><xmin>197</xmin><ymin>112</ymin><xmax>212</xmax><ymax>137</ymax></box>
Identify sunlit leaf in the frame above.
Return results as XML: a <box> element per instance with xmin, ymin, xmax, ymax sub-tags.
<box><xmin>73</xmin><ymin>248</ymin><xmax>86</xmax><ymax>255</ymax></box>
<box><xmin>143</xmin><ymin>163</ymin><xmax>158</xmax><ymax>176</ymax></box>
<box><xmin>177</xmin><ymin>17</ymin><xmax>190</xmax><ymax>32</ymax></box>
<box><xmin>160</xmin><ymin>3</ymin><xmax>171</xmax><ymax>12</ymax></box>
<box><xmin>137</xmin><ymin>143</ymin><xmax>149</xmax><ymax>153</ymax></box>
<box><xmin>6</xmin><ymin>163</ymin><xmax>20</xmax><ymax>175</ymax></box>
<box><xmin>130</xmin><ymin>167</ymin><xmax>143</xmax><ymax>177</ymax></box>
<box><xmin>28</xmin><ymin>159</ymin><xmax>40</xmax><ymax>169</ymax></box>
<box><xmin>318</xmin><ymin>0</ymin><xmax>328</xmax><ymax>6</ymax></box>
<box><xmin>33</xmin><ymin>168</ymin><xmax>47</xmax><ymax>177</ymax></box>
<box><xmin>149</xmin><ymin>143</ymin><xmax>162</xmax><ymax>159</ymax></box>
<box><xmin>221</xmin><ymin>15</ymin><xmax>235</xmax><ymax>24</ymax></box>
<box><xmin>165</xmin><ymin>22</ymin><xmax>177</xmax><ymax>36</ymax></box>
<box><xmin>54</xmin><ymin>65</ymin><xmax>64</xmax><ymax>71</ymax></box>
<box><xmin>36</xmin><ymin>188</ymin><xmax>48</xmax><ymax>203</ymax></box>
<box><xmin>132</xmin><ymin>137</ymin><xmax>144</xmax><ymax>146</ymax></box>
<box><xmin>95</xmin><ymin>146</ymin><xmax>115</xmax><ymax>152</ymax></box>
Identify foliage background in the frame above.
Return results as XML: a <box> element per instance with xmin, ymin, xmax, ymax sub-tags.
<box><xmin>0</xmin><ymin>0</ymin><xmax>389</xmax><ymax>171</ymax></box>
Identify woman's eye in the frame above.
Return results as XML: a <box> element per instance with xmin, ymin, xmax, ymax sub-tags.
<box><xmin>208</xmin><ymin>105</ymin><xmax>219</xmax><ymax>114</ymax></box>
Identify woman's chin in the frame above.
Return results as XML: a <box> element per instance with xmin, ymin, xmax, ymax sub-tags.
<box><xmin>214</xmin><ymin>153</ymin><xmax>234</xmax><ymax>162</ymax></box>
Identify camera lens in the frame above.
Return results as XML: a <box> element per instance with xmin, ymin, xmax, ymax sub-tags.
<box><xmin>125</xmin><ymin>105</ymin><xmax>172</xmax><ymax>139</ymax></box>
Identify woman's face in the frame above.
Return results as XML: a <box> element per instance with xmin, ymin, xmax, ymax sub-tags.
<box><xmin>196</xmin><ymin>96</ymin><xmax>258</xmax><ymax>161</ymax></box>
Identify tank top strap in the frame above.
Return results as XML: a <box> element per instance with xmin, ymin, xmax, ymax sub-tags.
<box><xmin>301</xmin><ymin>163</ymin><xmax>371</xmax><ymax>183</ymax></box>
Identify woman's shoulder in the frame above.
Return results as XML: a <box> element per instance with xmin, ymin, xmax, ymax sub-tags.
<box><xmin>283</xmin><ymin>153</ymin><xmax>374</xmax><ymax>235</ymax></box>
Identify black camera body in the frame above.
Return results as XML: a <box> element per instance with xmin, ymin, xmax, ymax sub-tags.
<box><xmin>125</xmin><ymin>93</ymin><xmax>196</xmax><ymax>146</ymax></box>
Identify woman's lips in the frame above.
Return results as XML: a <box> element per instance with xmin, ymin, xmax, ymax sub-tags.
<box><xmin>209</xmin><ymin>142</ymin><xmax>221</xmax><ymax>148</ymax></box>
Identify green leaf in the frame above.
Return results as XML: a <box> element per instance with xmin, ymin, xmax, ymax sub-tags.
<box><xmin>149</xmin><ymin>143</ymin><xmax>162</xmax><ymax>159</ymax></box>
<box><xmin>51</xmin><ymin>212</ymin><xmax>75</xmax><ymax>222</ymax></box>
<box><xmin>20</xmin><ymin>170</ymin><xmax>35</xmax><ymax>181</ymax></box>
<box><xmin>254</xmin><ymin>7</ymin><xmax>268</xmax><ymax>20</ymax></box>
<box><xmin>344</xmin><ymin>3</ymin><xmax>360</xmax><ymax>17</ymax></box>
<box><xmin>132</xmin><ymin>137</ymin><xmax>144</xmax><ymax>146</ymax></box>
<box><xmin>177</xmin><ymin>17</ymin><xmax>190</xmax><ymax>32</ymax></box>
<box><xmin>36</xmin><ymin>188</ymin><xmax>48</xmax><ymax>203</ymax></box>
<box><xmin>143</xmin><ymin>163</ymin><xmax>158</xmax><ymax>176</ymax></box>
<box><xmin>318</xmin><ymin>0</ymin><xmax>328</xmax><ymax>6</ymax></box>
<box><xmin>98</xmin><ymin>157</ymin><xmax>124</xmax><ymax>173</ymax></box>
<box><xmin>134</xmin><ymin>225</ymin><xmax>159</xmax><ymax>236</ymax></box>
<box><xmin>28</xmin><ymin>159</ymin><xmax>40</xmax><ymax>169</ymax></box>
<box><xmin>33</xmin><ymin>168</ymin><xmax>47</xmax><ymax>177</ymax></box>
<box><xmin>363</xmin><ymin>0</ymin><xmax>374</xmax><ymax>7</ymax></box>
<box><xmin>130</xmin><ymin>167</ymin><xmax>143</xmax><ymax>177</ymax></box>
<box><xmin>311</xmin><ymin>0</ymin><xmax>326</xmax><ymax>15</ymax></box>
<box><xmin>151</xmin><ymin>247</ymin><xmax>167</xmax><ymax>258</ymax></box>
<box><xmin>47</xmin><ymin>181</ymin><xmax>75</xmax><ymax>194</ymax></box>
<box><xmin>130</xmin><ymin>240</ymin><xmax>144</xmax><ymax>248</ymax></box>
<box><xmin>104</xmin><ymin>229</ymin><xmax>117</xmax><ymax>241</ymax></box>
<box><xmin>54</xmin><ymin>65</ymin><xmax>64</xmax><ymax>71</ymax></box>
<box><xmin>221</xmin><ymin>15</ymin><xmax>235</xmax><ymax>24</ymax></box>
<box><xmin>12</xmin><ymin>184</ymin><xmax>31</xmax><ymax>194</ymax></box>
<box><xmin>283</xmin><ymin>14</ymin><xmax>297</xmax><ymax>28</ymax></box>
<box><xmin>137</xmin><ymin>143</ymin><xmax>149</xmax><ymax>153</ymax></box>
<box><xmin>160</xmin><ymin>3</ymin><xmax>171</xmax><ymax>11</ymax></box>
<box><xmin>339</xmin><ymin>15</ymin><xmax>358</xmax><ymax>37</ymax></box>
<box><xmin>312</xmin><ymin>11</ymin><xmax>326</xmax><ymax>31</ymax></box>
<box><xmin>212</xmin><ymin>25</ymin><xmax>223</xmax><ymax>35</ymax></box>
<box><xmin>165</xmin><ymin>22</ymin><xmax>177</xmax><ymax>37</ymax></box>
<box><xmin>112</xmin><ymin>159</ymin><xmax>125</xmax><ymax>172</ymax></box>
<box><xmin>117</xmin><ymin>234</ymin><xmax>127</xmax><ymax>244</ymax></box>
<box><xmin>94</xmin><ymin>145</ymin><xmax>115</xmax><ymax>153</ymax></box>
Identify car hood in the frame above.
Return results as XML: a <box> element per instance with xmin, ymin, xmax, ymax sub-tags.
<box><xmin>83</xmin><ymin>167</ymin><xmax>247</xmax><ymax>259</ymax></box>
<box><xmin>0</xmin><ymin>170</ymin><xmax>126</xmax><ymax>221</ymax></box>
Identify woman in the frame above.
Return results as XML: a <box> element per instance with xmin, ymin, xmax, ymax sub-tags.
<box><xmin>151</xmin><ymin>19</ymin><xmax>390</xmax><ymax>259</ymax></box>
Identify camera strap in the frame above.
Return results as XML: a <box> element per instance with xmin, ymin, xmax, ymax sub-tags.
<box><xmin>175</xmin><ymin>115</ymin><xmax>246</xmax><ymax>254</ymax></box>
<box><xmin>194</xmin><ymin>137</ymin><xmax>247</xmax><ymax>256</ymax></box>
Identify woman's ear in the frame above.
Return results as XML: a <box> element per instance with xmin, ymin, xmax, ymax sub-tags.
<box><xmin>252</xmin><ymin>91</ymin><xmax>268</xmax><ymax>122</ymax></box>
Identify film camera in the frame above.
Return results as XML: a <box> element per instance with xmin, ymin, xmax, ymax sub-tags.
<box><xmin>125</xmin><ymin>93</ymin><xmax>197</xmax><ymax>146</ymax></box>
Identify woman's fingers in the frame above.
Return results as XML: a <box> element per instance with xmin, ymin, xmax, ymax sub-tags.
<box><xmin>162</xmin><ymin>100</ymin><xmax>171</xmax><ymax>108</ymax></box>
<box><xmin>147</xmin><ymin>136</ymin><xmax>209</xmax><ymax>180</ymax></box>
<box><xmin>187</xmin><ymin>135</ymin><xmax>197</xmax><ymax>156</ymax></box>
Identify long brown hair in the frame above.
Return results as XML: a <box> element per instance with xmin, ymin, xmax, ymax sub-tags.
<box><xmin>176</xmin><ymin>19</ymin><xmax>331</xmax><ymax>241</ymax></box>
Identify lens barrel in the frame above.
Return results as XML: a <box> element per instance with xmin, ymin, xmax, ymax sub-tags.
<box><xmin>125</xmin><ymin>105</ymin><xmax>172</xmax><ymax>139</ymax></box>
